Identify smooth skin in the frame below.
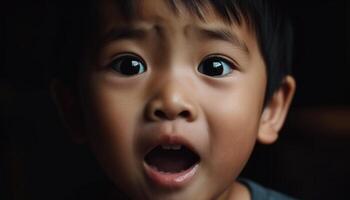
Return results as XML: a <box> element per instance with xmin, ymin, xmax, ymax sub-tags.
<box><xmin>52</xmin><ymin>0</ymin><xmax>296</xmax><ymax>199</ymax></box>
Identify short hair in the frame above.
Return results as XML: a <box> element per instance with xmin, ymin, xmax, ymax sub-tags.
<box><xmin>51</xmin><ymin>0</ymin><xmax>293</xmax><ymax>105</ymax></box>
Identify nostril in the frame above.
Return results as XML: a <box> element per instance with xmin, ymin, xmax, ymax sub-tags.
<box><xmin>153</xmin><ymin>110</ymin><xmax>191</xmax><ymax>120</ymax></box>
<box><xmin>154</xmin><ymin>110</ymin><xmax>167</xmax><ymax>119</ymax></box>
<box><xmin>179</xmin><ymin>110</ymin><xmax>191</xmax><ymax>118</ymax></box>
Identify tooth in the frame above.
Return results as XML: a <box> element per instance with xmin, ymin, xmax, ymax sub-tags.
<box><xmin>171</xmin><ymin>145</ymin><xmax>182</xmax><ymax>150</ymax></box>
<box><xmin>161</xmin><ymin>144</ymin><xmax>182</xmax><ymax>150</ymax></box>
<box><xmin>161</xmin><ymin>145</ymin><xmax>172</xmax><ymax>150</ymax></box>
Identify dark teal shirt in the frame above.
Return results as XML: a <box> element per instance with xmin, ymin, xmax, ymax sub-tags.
<box><xmin>239</xmin><ymin>179</ymin><xmax>298</xmax><ymax>200</ymax></box>
<box><xmin>67</xmin><ymin>178</ymin><xmax>298</xmax><ymax>200</ymax></box>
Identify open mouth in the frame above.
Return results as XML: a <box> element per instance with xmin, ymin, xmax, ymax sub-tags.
<box><xmin>144</xmin><ymin>144</ymin><xmax>200</xmax><ymax>173</ymax></box>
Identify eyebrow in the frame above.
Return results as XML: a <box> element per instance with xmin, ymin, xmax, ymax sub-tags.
<box><xmin>102</xmin><ymin>26</ymin><xmax>249</xmax><ymax>54</ymax></box>
<box><xmin>198</xmin><ymin>28</ymin><xmax>249</xmax><ymax>54</ymax></box>
<box><xmin>102</xmin><ymin>27</ymin><xmax>148</xmax><ymax>44</ymax></box>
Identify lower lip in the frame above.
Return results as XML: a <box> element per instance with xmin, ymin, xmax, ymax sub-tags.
<box><xmin>143</xmin><ymin>162</ymin><xmax>199</xmax><ymax>188</ymax></box>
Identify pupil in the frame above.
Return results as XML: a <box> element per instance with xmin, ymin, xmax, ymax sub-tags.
<box><xmin>120</xmin><ymin>57</ymin><xmax>141</xmax><ymax>75</ymax></box>
<box><xmin>203</xmin><ymin>59</ymin><xmax>223</xmax><ymax>76</ymax></box>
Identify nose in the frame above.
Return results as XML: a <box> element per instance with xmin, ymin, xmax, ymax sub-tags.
<box><xmin>145</xmin><ymin>80</ymin><xmax>198</xmax><ymax>122</ymax></box>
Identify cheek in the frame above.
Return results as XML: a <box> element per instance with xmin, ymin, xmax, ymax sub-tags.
<box><xmin>82</xmin><ymin>81</ymin><xmax>145</xmax><ymax>188</ymax></box>
<box><xmin>86</xmin><ymin>84</ymin><xmax>139</xmax><ymax>145</ymax></box>
<box><xmin>200</xmin><ymin>78</ymin><xmax>265</xmax><ymax>181</ymax></box>
<box><xmin>84</xmin><ymin>73</ymin><xmax>147</xmax><ymax>141</ymax></box>
<box><xmin>205</xmin><ymin>100</ymin><xmax>260</xmax><ymax>175</ymax></box>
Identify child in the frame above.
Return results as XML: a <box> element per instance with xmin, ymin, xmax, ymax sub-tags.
<box><xmin>51</xmin><ymin>0</ymin><xmax>296</xmax><ymax>199</ymax></box>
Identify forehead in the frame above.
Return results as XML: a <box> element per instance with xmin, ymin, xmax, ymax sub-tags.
<box><xmin>98</xmin><ymin>0</ymin><xmax>257</xmax><ymax>49</ymax></box>
<box><xmin>99</xmin><ymin>0</ymin><xmax>252</xmax><ymax>31</ymax></box>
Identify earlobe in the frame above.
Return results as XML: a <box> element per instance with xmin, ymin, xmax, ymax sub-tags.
<box><xmin>258</xmin><ymin>75</ymin><xmax>296</xmax><ymax>144</ymax></box>
<box><xmin>50</xmin><ymin>80</ymin><xmax>86</xmax><ymax>144</ymax></box>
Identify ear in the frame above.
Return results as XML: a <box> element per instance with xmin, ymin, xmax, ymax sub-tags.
<box><xmin>50</xmin><ymin>80</ymin><xmax>86</xmax><ymax>143</ymax></box>
<box><xmin>258</xmin><ymin>75</ymin><xmax>296</xmax><ymax>144</ymax></box>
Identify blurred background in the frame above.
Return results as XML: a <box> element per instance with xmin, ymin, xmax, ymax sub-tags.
<box><xmin>1</xmin><ymin>0</ymin><xmax>349</xmax><ymax>199</ymax></box>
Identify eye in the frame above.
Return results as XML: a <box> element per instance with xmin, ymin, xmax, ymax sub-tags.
<box><xmin>198</xmin><ymin>56</ymin><xmax>235</xmax><ymax>77</ymax></box>
<box><xmin>110</xmin><ymin>54</ymin><xmax>147</xmax><ymax>76</ymax></box>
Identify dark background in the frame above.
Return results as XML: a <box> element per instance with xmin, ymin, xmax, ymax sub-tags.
<box><xmin>1</xmin><ymin>0</ymin><xmax>349</xmax><ymax>199</ymax></box>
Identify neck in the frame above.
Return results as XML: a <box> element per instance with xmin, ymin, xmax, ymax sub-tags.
<box><xmin>217</xmin><ymin>181</ymin><xmax>251</xmax><ymax>200</ymax></box>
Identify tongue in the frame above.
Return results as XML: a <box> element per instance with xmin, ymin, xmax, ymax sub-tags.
<box><xmin>145</xmin><ymin>147</ymin><xmax>194</xmax><ymax>173</ymax></box>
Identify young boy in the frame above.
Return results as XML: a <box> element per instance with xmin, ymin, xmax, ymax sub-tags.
<box><xmin>51</xmin><ymin>0</ymin><xmax>296</xmax><ymax>199</ymax></box>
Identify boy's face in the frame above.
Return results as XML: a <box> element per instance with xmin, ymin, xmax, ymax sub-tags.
<box><xmin>74</xmin><ymin>0</ymin><xmax>270</xmax><ymax>199</ymax></box>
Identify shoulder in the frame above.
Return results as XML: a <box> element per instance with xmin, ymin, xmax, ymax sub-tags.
<box><xmin>238</xmin><ymin>178</ymin><xmax>299</xmax><ymax>200</ymax></box>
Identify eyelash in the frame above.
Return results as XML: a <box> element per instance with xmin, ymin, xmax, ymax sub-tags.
<box><xmin>107</xmin><ymin>53</ymin><xmax>238</xmax><ymax>77</ymax></box>
<box><xmin>198</xmin><ymin>55</ymin><xmax>238</xmax><ymax>77</ymax></box>
<box><xmin>108</xmin><ymin>53</ymin><xmax>147</xmax><ymax>76</ymax></box>
<box><xmin>206</xmin><ymin>54</ymin><xmax>238</xmax><ymax>68</ymax></box>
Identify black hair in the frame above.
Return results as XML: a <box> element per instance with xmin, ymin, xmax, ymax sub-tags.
<box><xmin>52</xmin><ymin>0</ymin><xmax>293</xmax><ymax>104</ymax></box>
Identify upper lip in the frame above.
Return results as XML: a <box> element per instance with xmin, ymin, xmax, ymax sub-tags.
<box><xmin>142</xmin><ymin>133</ymin><xmax>201</xmax><ymax>160</ymax></box>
